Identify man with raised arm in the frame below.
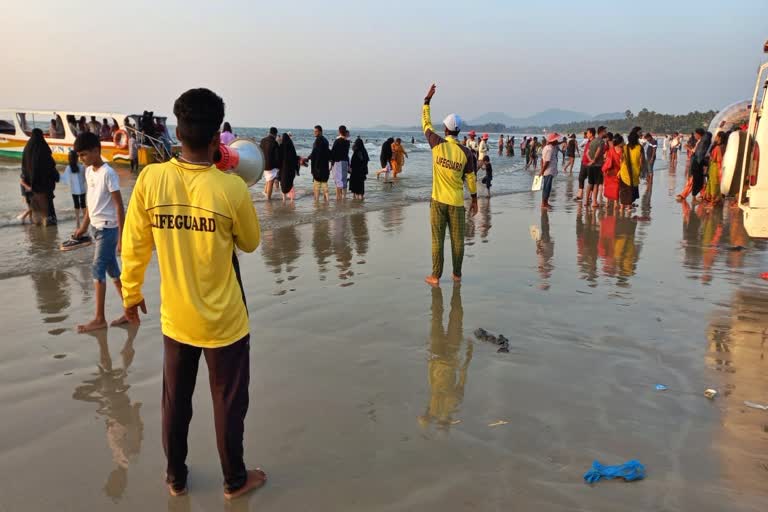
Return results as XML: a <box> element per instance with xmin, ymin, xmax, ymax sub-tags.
<box><xmin>422</xmin><ymin>84</ymin><xmax>478</xmax><ymax>287</ymax></box>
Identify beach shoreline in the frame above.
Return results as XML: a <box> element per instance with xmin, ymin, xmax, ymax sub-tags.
<box><xmin>0</xmin><ymin>168</ymin><xmax>767</xmax><ymax>511</ymax></box>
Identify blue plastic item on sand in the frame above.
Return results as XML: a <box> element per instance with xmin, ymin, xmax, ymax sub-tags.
<box><xmin>583</xmin><ymin>460</ymin><xmax>646</xmax><ymax>484</ymax></box>
<box><xmin>655</xmin><ymin>384</ymin><xmax>668</xmax><ymax>391</ymax></box>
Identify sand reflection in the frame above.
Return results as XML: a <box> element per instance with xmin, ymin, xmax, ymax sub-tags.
<box><xmin>419</xmin><ymin>286</ymin><xmax>473</xmax><ymax>431</ymax></box>
<box><xmin>535</xmin><ymin>210</ymin><xmax>555</xmax><ymax>290</ymax></box>
<box><xmin>312</xmin><ymin>218</ymin><xmax>333</xmax><ymax>280</ymax></box>
<box><xmin>706</xmin><ymin>287</ymin><xmax>768</xmax><ymax>495</ymax></box>
<box><xmin>379</xmin><ymin>204</ymin><xmax>405</xmax><ymax>234</ymax></box>
<box><xmin>72</xmin><ymin>325</ymin><xmax>143</xmax><ymax>501</ymax></box>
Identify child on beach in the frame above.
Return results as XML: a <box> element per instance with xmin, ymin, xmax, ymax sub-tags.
<box><xmin>17</xmin><ymin>175</ymin><xmax>33</xmax><ymax>223</ymax></box>
<box><xmin>72</xmin><ymin>132</ymin><xmax>128</xmax><ymax>333</ymax></box>
<box><xmin>480</xmin><ymin>155</ymin><xmax>493</xmax><ymax>197</ymax></box>
<box><xmin>128</xmin><ymin>133</ymin><xmax>139</xmax><ymax>173</ymax></box>
<box><xmin>62</xmin><ymin>150</ymin><xmax>87</xmax><ymax>225</ymax></box>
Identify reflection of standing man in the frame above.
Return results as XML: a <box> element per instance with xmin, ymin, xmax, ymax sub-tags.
<box><xmin>536</xmin><ymin>210</ymin><xmax>555</xmax><ymax>290</ymax></box>
<box><xmin>72</xmin><ymin>326</ymin><xmax>142</xmax><ymax>501</ymax></box>
<box><xmin>418</xmin><ymin>286</ymin><xmax>472</xmax><ymax>430</ymax></box>
<box><xmin>422</xmin><ymin>84</ymin><xmax>478</xmax><ymax>286</ymax></box>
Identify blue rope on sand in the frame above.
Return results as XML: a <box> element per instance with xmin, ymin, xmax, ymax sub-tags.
<box><xmin>583</xmin><ymin>460</ymin><xmax>646</xmax><ymax>484</ymax></box>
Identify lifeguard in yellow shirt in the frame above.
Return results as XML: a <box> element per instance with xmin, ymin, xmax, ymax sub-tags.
<box><xmin>422</xmin><ymin>84</ymin><xmax>478</xmax><ymax>286</ymax></box>
<box><xmin>120</xmin><ymin>88</ymin><xmax>264</xmax><ymax>500</ymax></box>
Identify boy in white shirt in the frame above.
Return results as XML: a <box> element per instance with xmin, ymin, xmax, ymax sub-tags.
<box><xmin>73</xmin><ymin>132</ymin><xmax>131</xmax><ymax>332</ymax></box>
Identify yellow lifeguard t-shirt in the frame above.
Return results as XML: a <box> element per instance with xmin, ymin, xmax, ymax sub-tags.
<box><xmin>422</xmin><ymin>104</ymin><xmax>477</xmax><ymax>207</ymax></box>
<box><xmin>121</xmin><ymin>158</ymin><xmax>260</xmax><ymax>348</ymax></box>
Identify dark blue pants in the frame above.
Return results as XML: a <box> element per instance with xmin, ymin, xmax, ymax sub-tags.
<box><xmin>542</xmin><ymin>175</ymin><xmax>554</xmax><ymax>203</ymax></box>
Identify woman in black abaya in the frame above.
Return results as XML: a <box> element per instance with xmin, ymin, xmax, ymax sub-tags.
<box><xmin>279</xmin><ymin>132</ymin><xmax>299</xmax><ymax>201</ymax></box>
<box><xmin>376</xmin><ymin>137</ymin><xmax>394</xmax><ymax>180</ymax></box>
<box><xmin>21</xmin><ymin>128</ymin><xmax>59</xmax><ymax>225</ymax></box>
<box><xmin>349</xmin><ymin>137</ymin><xmax>369</xmax><ymax>199</ymax></box>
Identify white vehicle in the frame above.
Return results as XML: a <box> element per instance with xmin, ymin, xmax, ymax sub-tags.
<box><xmin>731</xmin><ymin>40</ymin><xmax>768</xmax><ymax>238</ymax></box>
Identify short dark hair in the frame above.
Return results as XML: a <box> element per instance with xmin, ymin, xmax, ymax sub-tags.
<box><xmin>396</xmin><ymin>137</ymin><xmax>402</xmax><ymax>143</ymax></box>
<box><xmin>269</xmin><ymin>127</ymin><xmax>278</xmax><ymax>136</ymax></box>
<box><xmin>74</xmin><ymin>132</ymin><xmax>101</xmax><ymax>152</ymax></box>
<box><xmin>483</xmin><ymin>155</ymin><xmax>490</xmax><ymax>162</ymax></box>
<box><xmin>338</xmin><ymin>125</ymin><xmax>347</xmax><ymax>134</ymax></box>
<box><xmin>587</xmin><ymin>127</ymin><xmax>596</xmax><ymax>136</ymax></box>
<box><xmin>613</xmin><ymin>134</ymin><xmax>624</xmax><ymax>145</ymax></box>
<box><xmin>695</xmin><ymin>128</ymin><xmax>706</xmax><ymax>136</ymax></box>
<box><xmin>597</xmin><ymin>125</ymin><xmax>607</xmax><ymax>134</ymax></box>
<box><xmin>314</xmin><ymin>125</ymin><xmax>322</xmax><ymax>132</ymax></box>
<box><xmin>173</xmin><ymin>88</ymin><xmax>225</xmax><ymax>150</ymax></box>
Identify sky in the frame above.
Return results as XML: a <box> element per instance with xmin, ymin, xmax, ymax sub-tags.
<box><xmin>2</xmin><ymin>0</ymin><xmax>767</xmax><ymax>129</ymax></box>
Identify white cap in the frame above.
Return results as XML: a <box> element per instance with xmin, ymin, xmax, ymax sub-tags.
<box><xmin>443</xmin><ymin>113</ymin><xmax>462</xmax><ymax>132</ymax></box>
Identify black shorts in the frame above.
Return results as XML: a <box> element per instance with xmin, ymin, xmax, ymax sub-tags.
<box><xmin>72</xmin><ymin>193</ymin><xmax>86</xmax><ymax>209</ymax></box>
<box><xmin>587</xmin><ymin>165</ymin><xmax>603</xmax><ymax>186</ymax></box>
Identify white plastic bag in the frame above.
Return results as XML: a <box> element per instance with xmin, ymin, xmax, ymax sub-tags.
<box><xmin>531</xmin><ymin>175</ymin><xmax>542</xmax><ymax>191</ymax></box>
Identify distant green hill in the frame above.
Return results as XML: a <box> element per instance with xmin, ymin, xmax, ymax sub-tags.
<box><xmin>369</xmin><ymin>108</ymin><xmax>716</xmax><ymax>135</ymax></box>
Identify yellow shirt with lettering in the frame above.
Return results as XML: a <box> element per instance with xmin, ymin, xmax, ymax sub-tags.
<box><xmin>121</xmin><ymin>159</ymin><xmax>260</xmax><ymax>348</ymax></box>
<box><xmin>422</xmin><ymin>104</ymin><xmax>477</xmax><ymax>207</ymax></box>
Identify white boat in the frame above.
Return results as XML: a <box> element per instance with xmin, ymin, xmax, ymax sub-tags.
<box><xmin>0</xmin><ymin>109</ymin><xmax>176</xmax><ymax>168</ymax></box>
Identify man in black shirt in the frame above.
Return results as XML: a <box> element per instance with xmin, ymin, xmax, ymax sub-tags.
<box><xmin>305</xmin><ymin>125</ymin><xmax>331</xmax><ymax>202</ymax></box>
<box><xmin>330</xmin><ymin>125</ymin><xmax>351</xmax><ymax>201</ymax></box>
<box><xmin>259</xmin><ymin>127</ymin><xmax>281</xmax><ymax>200</ymax></box>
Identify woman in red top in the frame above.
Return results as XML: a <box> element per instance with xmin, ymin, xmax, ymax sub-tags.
<box><xmin>601</xmin><ymin>134</ymin><xmax>623</xmax><ymax>209</ymax></box>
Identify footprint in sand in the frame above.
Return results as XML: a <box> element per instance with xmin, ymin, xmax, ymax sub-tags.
<box><xmin>53</xmin><ymin>354</ymin><xmax>66</xmax><ymax>359</ymax></box>
<box><xmin>48</xmin><ymin>328</ymin><xmax>66</xmax><ymax>336</ymax></box>
<box><xmin>44</xmin><ymin>315</ymin><xmax>68</xmax><ymax>324</ymax></box>
<box><xmin>287</xmin><ymin>276</ymin><xmax>297</xmax><ymax>281</ymax></box>
<box><xmin>273</xmin><ymin>290</ymin><xmax>287</xmax><ymax>296</ymax></box>
<box><xmin>340</xmin><ymin>282</ymin><xmax>355</xmax><ymax>287</ymax></box>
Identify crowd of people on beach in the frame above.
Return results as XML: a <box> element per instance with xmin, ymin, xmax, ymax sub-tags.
<box><xmin>255</xmin><ymin>125</ymin><xmax>413</xmax><ymax>203</ymax></box>
<box><xmin>468</xmin><ymin>124</ymin><xmax>731</xmax><ymax>215</ymax></box>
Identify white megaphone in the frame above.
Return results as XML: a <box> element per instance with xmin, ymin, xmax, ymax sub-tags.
<box><xmin>215</xmin><ymin>139</ymin><xmax>265</xmax><ymax>186</ymax></box>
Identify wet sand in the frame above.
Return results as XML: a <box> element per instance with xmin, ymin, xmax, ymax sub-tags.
<box><xmin>0</xmin><ymin>168</ymin><xmax>767</xmax><ymax>511</ymax></box>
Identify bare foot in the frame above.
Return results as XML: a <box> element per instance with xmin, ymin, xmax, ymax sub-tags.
<box><xmin>77</xmin><ymin>319</ymin><xmax>108</xmax><ymax>333</ymax></box>
<box><xmin>110</xmin><ymin>315</ymin><xmax>129</xmax><ymax>327</ymax></box>
<box><xmin>224</xmin><ymin>469</ymin><xmax>267</xmax><ymax>500</ymax></box>
<box><xmin>452</xmin><ymin>274</ymin><xmax>461</xmax><ymax>283</ymax></box>
<box><xmin>424</xmin><ymin>275</ymin><xmax>440</xmax><ymax>287</ymax></box>
<box><xmin>167</xmin><ymin>484</ymin><xmax>187</xmax><ymax>497</ymax></box>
